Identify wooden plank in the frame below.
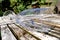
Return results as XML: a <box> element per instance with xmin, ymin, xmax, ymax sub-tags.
<box><xmin>7</xmin><ymin>24</ymin><xmax>20</xmax><ymax>40</ymax></box>
<box><xmin>14</xmin><ymin>23</ymin><xmax>41</xmax><ymax>40</ymax></box>
<box><xmin>34</xmin><ymin>19</ymin><xmax>60</xmax><ymax>28</ymax></box>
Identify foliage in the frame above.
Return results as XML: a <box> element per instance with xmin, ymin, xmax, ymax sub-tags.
<box><xmin>0</xmin><ymin>0</ymin><xmax>57</xmax><ymax>16</ymax></box>
<box><xmin>0</xmin><ymin>10</ymin><xmax>3</xmax><ymax>16</ymax></box>
<box><xmin>9</xmin><ymin>0</ymin><xmax>37</xmax><ymax>13</ymax></box>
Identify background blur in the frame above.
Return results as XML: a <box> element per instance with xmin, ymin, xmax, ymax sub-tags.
<box><xmin>0</xmin><ymin>0</ymin><xmax>57</xmax><ymax>16</ymax></box>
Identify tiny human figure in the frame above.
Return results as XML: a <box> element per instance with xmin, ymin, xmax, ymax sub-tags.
<box><xmin>54</xmin><ymin>5</ymin><xmax>58</xmax><ymax>14</ymax></box>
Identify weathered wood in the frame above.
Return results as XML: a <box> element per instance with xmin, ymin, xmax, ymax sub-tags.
<box><xmin>7</xmin><ymin>24</ymin><xmax>20</xmax><ymax>40</ymax></box>
<box><xmin>14</xmin><ymin>23</ymin><xmax>41</xmax><ymax>40</ymax></box>
<box><xmin>34</xmin><ymin>19</ymin><xmax>60</xmax><ymax>28</ymax></box>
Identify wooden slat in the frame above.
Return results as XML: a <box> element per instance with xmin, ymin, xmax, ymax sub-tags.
<box><xmin>41</xmin><ymin>20</ymin><xmax>60</xmax><ymax>28</ymax></box>
<box><xmin>14</xmin><ymin>23</ymin><xmax>41</xmax><ymax>40</ymax></box>
<box><xmin>7</xmin><ymin>24</ymin><xmax>20</xmax><ymax>40</ymax></box>
<box><xmin>34</xmin><ymin>19</ymin><xmax>60</xmax><ymax>28</ymax></box>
